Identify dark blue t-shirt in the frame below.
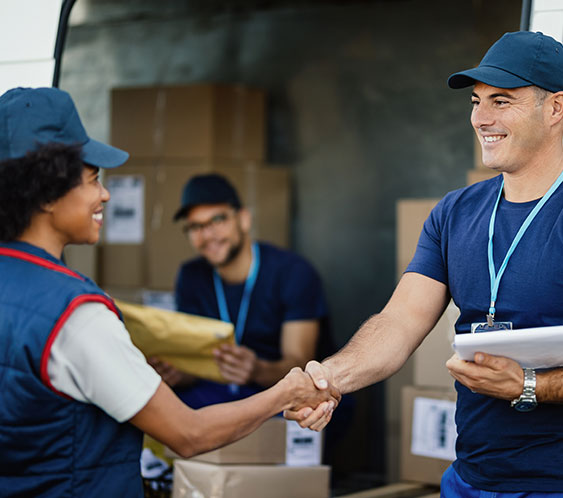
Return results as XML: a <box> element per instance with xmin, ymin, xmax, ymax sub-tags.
<box><xmin>174</xmin><ymin>242</ymin><xmax>329</xmax><ymax>407</ymax></box>
<box><xmin>407</xmin><ymin>174</ymin><xmax>563</xmax><ymax>491</ymax></box>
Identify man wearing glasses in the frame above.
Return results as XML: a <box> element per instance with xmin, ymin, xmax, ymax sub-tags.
<box><xmin>150</xmin><ymin>173</ymin><xmax>331</xmax><ymax>409</ymax></box>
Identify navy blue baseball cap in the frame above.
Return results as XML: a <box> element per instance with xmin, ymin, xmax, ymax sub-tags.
<box><xmin>0</xmin><ymin>87</ymin><xmax>128</xmax><ymax>168</ymax></box>
<box><xmin>448</xmin><ymin>31</ymin><xmax>563</xmax><ymax>92</ymax></box>
<box><xmin>173</xmin><ymin>173</ymin><xmax>242</xmax><ymax>221</ymax></box>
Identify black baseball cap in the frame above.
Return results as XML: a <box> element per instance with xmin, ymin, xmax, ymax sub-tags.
<box><xmin>448</xmin><ymin>31</ymin><xmax>563</xmax><ymax>92</ymax></box>
<box><xmin>0</xmin><ymin>87</ymin><xmax>129</xmax><ymax>168</ymax></box>
<box><xmin>173</xmin><ymin>173</ymin><xmax>242</xmax><ymax>221</ymax></box>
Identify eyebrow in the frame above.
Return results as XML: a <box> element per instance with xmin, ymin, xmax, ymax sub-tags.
<box><xmin>471</xmin><ymin>91</ymin><xmax>516</xmax><ymax>100</ymax></box>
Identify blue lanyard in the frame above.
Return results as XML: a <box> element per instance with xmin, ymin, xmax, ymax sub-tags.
<box><xmin>213</xmin><ymin>242</ymin><xmax>260</xmax><ymax>344</ymax></box>
<box><xmin>487</xmin><ymin>171</ymin><xmax>563</xmax><ymax>320</ymax></box>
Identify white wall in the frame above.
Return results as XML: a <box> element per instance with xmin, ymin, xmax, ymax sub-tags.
<box><xmin>530</xmin><ymin>0</ymin><xmax>563</xmax><ymax>41</ymax></box>
<box><xmin>0</xmin><ymin>0</ymin><xmax>62</xmax><ymax>94</ymax></box>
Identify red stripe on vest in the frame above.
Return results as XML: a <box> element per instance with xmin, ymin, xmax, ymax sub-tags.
<box><xmin>40</xmin><ymin>294</ymin><xmax>121</xmax><ymax>398</ymax></box>
<box><xmin>0</xmin><ymin>248</ymin><xmax>85</xmax><ymax>280</ymax></box>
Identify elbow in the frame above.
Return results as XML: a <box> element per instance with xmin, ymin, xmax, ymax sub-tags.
<box><xmin>169</xmin><ymin>426</ymin><xmax>212</xmax><ymax>459</ymax></box>
<box><xmin>173</xmin><ymin>444</ymin><xmax>197</xmax><ymax>459</ymax></box>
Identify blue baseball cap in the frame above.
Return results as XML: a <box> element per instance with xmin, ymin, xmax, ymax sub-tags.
<box><xmin>173</xmin><ymin>173</ymin><xmax>242</xmax><ymax>221</ymax></box>
<box><xmin>448</xmin><ymin>31</ymin><xmax>563</xmax><ymax>92</ymax></box>
<box><xmin>0</xmin><ymin>87</ymin><xmax>128</xmax><ymax>168</ymax></box>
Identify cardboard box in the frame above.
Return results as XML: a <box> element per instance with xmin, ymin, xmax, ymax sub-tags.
<box><xmin>188</xmin><ymin>417</ymin><xmax>286</xmax><ymax>465</ymax></box>
<box><xmin>165</xmin><ymin>418</ymin><xmax>323</xmax><ymax>466</ymax></box>
<box><xmin>111</xmin><ymin>84</ymin><xmax>265</xmax><ymax>161</ymax></box>
<box><xmin>172</xmin><ymin>460</ymin><xmax>330</xmax><ymax>498</ymax></box>
<box><xmin>466</xmin><ymin>168</ymin><xmax>500</xmax><ymax>185</ymax></box>
<box><xmin>413</xmin><ymin>301</ymin><xmax>459</xmax><ymax>389</ymax></box>
<box><xmin>98</xmin><ymin>160</ymin><xmax>290</xmax><ymax>290</ymax></box>
<box><xmin>396</xmin><ymin>199</ymin><xmax>440</xmax><ymax>281</ymax></box>
<box><xmin>400</xmin><ymin>386</ymin><xmax>456</xmax><ymax>486</ymax></box>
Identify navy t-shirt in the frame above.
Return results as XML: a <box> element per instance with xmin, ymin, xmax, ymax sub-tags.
<box><xmin>174</xmin><ymin>242</ymin><xmax>329</xmax><ymax>407</ymax></box>
<box><xmin>407</xmin><ymin>174</ymin><xmax>563</xmax><ymax>491</ymax></box>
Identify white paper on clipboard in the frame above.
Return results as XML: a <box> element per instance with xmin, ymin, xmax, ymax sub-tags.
<box><xmin>453</xmin><ymin>325</ymin><xmax>563</xmax><ymax>369</ymax></box>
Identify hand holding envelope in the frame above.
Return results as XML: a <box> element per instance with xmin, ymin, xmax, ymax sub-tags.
<box><xmin>114</xmin><ymin>299</ymin><xmax>234</xmax><ymax>383</ymax></box>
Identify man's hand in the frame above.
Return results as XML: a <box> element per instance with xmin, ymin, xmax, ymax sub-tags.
<box><xmin>446</xmin><ymin>352</ymin><xmax>523</xmax><ymax>400</ymax></box>
<box><xmin>281</xmin><ymin>366</ymin><xmax>340</xmax><ymax>431</ymax></box>
<box><xmin>213</xmin><ymin>344</ymin><xmax>258</xmax><ymax>385</ymax></box>
<box><xmin>148</xmin><ymin>357</ymin><xmax>195</xmax><ymax>388</ymax></box>
<box><xmin>283</xmin><ymin>360</ymin><xmax>337</xmax><ymax>431</ymax></box>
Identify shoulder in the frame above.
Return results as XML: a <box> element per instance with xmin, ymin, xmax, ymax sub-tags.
<box><xmin>432</xmin><ymin>175</ymin><xmax>502</xmax><ymax>221</ymax></box>
<box><xmin>258</xmin><ymin>242</ymin><xmax>318</xmax><ymax>274</ymax></box>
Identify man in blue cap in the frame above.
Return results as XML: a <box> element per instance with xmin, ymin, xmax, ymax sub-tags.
<box><xmin>286</xmin><ymin>31</ymin><xmax>563</xmax><ymax>494</ymax></box>
<box><xmin>0</xmin><ymin>87</ymin><xmax>337</xmax><ymax>497</ymax></box>
<box><xmin>149</xmin><ymin>172</ymin><xmax>332</xmax><ymax>410</ymax></box>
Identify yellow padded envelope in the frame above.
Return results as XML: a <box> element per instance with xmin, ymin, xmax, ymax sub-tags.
<box><xmin>114</xmin><ymin>299</ymin><xmax>234</xmax><ymax>383</ymax></box>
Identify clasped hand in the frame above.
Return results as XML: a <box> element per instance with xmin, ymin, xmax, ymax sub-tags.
<box><xmin>283</xmin><ymin>361</ymin><xmax>340</xmax><ymax>432</ymax></box>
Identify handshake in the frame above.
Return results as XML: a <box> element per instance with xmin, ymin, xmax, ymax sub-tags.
<box><xmin>279</xmin><ymin>361</ymin><xmax>340</xmax><ymax>432</ymax></box>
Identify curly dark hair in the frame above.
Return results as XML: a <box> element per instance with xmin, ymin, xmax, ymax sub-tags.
<box><xmin>0</xmin><ymin>143</ymin><xmax>85</xmax><ymax>241</ymax></box>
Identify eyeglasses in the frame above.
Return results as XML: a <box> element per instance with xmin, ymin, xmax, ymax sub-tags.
<box><xmin>182</xmin><ymin>211</ymin><xmax>234</xmax><ymax>237</ymax></box>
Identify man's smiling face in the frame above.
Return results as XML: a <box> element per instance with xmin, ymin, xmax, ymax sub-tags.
<box><xmin>471</xmin><ymin>82</ymin><xmax>550</xmax><ymax>174</ymax></box>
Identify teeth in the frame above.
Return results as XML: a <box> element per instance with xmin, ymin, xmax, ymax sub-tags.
<box><xmin>484</xmin><ymin>136</ymin><xmax>503</xmax><ymax>143</ymax></box>
<box><xmin>93</xmin><ymin>213</ymin><xmax>103</xmax><ymax>222</ymax></box>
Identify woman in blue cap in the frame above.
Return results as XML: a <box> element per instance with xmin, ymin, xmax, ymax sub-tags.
<box><xmin>0</xmin><ymin>87</ymin><xmax>337</xmax><ymax>497</ymax></box>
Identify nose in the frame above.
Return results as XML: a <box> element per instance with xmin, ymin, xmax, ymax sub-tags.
<box><xmin>101</xmin><ymin>184</ymin><xmax>110</xmax><ymax>202</ymax></box>
<box><xmin>199</xmin><ymin>223</ymin><xmax>217</xmax><ymax>238</ymax></box>
<box><xmin>471</xmin><ymin>102</ymin><xmax>494</xmax><ymax>130</ymax></box>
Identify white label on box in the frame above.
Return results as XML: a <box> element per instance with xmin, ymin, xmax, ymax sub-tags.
<box><xmin>285</xmin><ymin>420</ymin><xmax>322</xmax><ymax>467</ymax></box>
<box><xmin>105</xmin><ymin>175</ymin><xmax>145</xmax><ymax>244</ymax></box>
<box><xmin>411</xmin><ymin>396</ymin><xmax>457</xmax><ymax>461</ymax></box>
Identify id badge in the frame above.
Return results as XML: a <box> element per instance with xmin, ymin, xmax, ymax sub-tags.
<box><xmin>471</xmin><ymin>321</ymin><xmax>513</xmax><ymax>333</ymax></box>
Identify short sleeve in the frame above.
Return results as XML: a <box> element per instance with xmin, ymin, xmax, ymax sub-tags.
<box><xmin>48</xmin><ymin>302</ymin><xmax>161</xmax><ymax>422</ymax></box>
<box><xmin>405</xmin><ymin>198</ymin><xmax>449</xmax><ymax>284</ymax></box>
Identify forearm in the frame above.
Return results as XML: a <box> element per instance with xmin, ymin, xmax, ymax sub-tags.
<box><xmin>323</xmin><ymin>312</ymin><xmax>416</xmax><ymax>394</ymax></box>
<box><xmin>536</xmin><ymin>368</ymin><xmax>563</xmax><ymax>403</ymax></box>
<box><xmin>186</xmin><ymin>383</ymin><xmax>292</xmax><ymax>455</ymax></box>
<box><xmin>132</xmin><ymin>370</ymin><xmax>336</xmax><ymax>459</ymax></box>
<box><xmin>323</xmin><ymin>274</ymin><xmax>449</xmax><ymax>394</ymax></box>
<box><xmin>132</xmin><ymin>380</ymin><xmax>293</xmax><ymax>459</ymax></box>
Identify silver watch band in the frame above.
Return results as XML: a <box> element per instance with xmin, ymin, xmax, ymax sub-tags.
<box><xmin>511</xmin><ymin>368</ymin><xmax>537</xmax><ymax>410</ymax></box>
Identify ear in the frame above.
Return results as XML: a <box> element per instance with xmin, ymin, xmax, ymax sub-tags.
<box><xmin>41</xmin><ymin>202</ymin><xmax>55</xmax><ymax>214</ymax></box>
<box><xmin>238</xmin><ymin>208</ymin><xmax>252</xmax><ymax>233</ymax></box>
<box><xmin>548</xmin><ymin>91</ymin><xmax>563</xmax><ymax>125</ymax></box>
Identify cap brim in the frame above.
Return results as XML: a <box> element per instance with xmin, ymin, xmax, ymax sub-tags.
<box><xmin>173</xmin><ymin>205</ymin><xmax>189</xmax><ymax>222</ymax></box>
<box><xmin>448</xmin><ymin>66</ymin><xmax>533</xmax><ymax>89</ymax></box>
<box><xmin>81</xmin><ymin>138</ymin><xmax>129</xmax><ymax>169</ymax></box>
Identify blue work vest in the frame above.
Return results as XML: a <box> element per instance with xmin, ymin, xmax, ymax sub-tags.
<box><xmin>0</xmin><ymin>242</ymin><xmax>143</xmax><ymax>497</ymax></box>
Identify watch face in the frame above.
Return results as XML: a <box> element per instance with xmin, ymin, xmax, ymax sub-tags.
<box><xmin>514</xmin><ymin>400</ymin><xmax>537</xmax><ymax>412</ymax></box>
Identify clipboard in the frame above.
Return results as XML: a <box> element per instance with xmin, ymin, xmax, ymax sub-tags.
<box><xmin>453</xmin><ymin>325</ymin><xmax>563</xmax><ymax>369</ymax></box>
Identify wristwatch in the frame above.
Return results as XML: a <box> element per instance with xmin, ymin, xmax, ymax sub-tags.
<box><xmin>511</xmin><ymin>368</ymin><xmax>537</xmax><ymax>412</ymax></box>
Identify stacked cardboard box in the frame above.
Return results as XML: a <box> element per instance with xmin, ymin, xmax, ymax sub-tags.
<box><xmin>400</xmin><ymin>387</ymin><xmax>456</xmax><ymax>486</ymax></box>
<box><xmin>391</xmin><ymin>199</ymin><xmax>458</xmax><ymax>486</ymax></box>
<box><xmin>170</xmin><ymin>418</ymin><xmax>330</xmax><ymax>498</ymax></box>
<box><xmin>99</xmin><ymin>84</ymin><xmax>291</xmax><ymax>292</ymax></box>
